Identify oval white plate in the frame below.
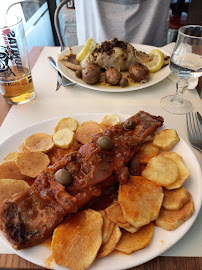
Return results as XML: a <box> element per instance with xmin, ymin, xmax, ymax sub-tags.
<box><xmin>0</xmin><ymin>113</ymin><xmax>201</xmax><ymax>270</ymax></box>
<box><xmin>56</xmin><ymin>44</ymin><xmax>171</xmax><ymax>92</ymax></box>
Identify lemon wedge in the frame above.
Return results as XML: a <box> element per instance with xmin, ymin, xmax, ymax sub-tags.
<box><xmin>144</xmin><ymin>49</ymin><xmax>164</xmax><ymax>73</ymax></box>
<box><xmin>76</xmin><ymin>38</ymin><xmax>97</xmax><ymax>62</ymax></box>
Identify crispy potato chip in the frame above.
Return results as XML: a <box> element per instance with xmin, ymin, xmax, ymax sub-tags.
<box><xmin>97</xmin><ymin>225</ymin><xmax>122</xmax><ymax>258</ymax></box>
<box><xmin>154</xmin><ymin>194</ymin><xmax>194</xmax><ymax>230</ymax></box>
<box><xmin>24</xmin><ymin>133</ymin><xmax>54</xmax><ymax>153</ymax></box>
<box><xmin>162</xmin><ymin>187</ymin><xmax>190</xmax><ymax>211</ymax></box>
<box><xmin>75</xmin><ymin>121</ymin><xmax>103</xmax><ymax>144</ymax></box>
<box><xmin>16</xmin><ymin>152</ymin><xmax>50</xmax><ymax>178</ymax></box>
<box><xmin>54</xmin><ymin>117</ymin><xmax>79</xmax><ymax>133</ymax></box>
<box><xmin>4</xmin><ymin>152</ymin><xmax>19</xmax><ymax>162</ymax></box>
<box><xmin>100</xmin><ymin>114</ymin><xmax>120</xmax><ymax>129</ymax></box>
<box><xmin>0</xmin><ymin>179</ymin><xmax>30</xmax><ymax>202</ymax></box>
<box><xmin>115</xmin><ymin>223</ymin><xmax>153</xmax><ymax>254</ymax></box>
<box><xmin>0</xmin><ymin>161</ymin><xmax>25</xmax><ymax>180</ymax></box>
<box><xmin>53</xmin><ymin>128</ymin><xmax>75</xmax><ymax>149</ymax></box>
<box><xmin>137</xmin><ymin>141</ymin><xmax>159</xmax><ymax>164</ymax></box>
<box><xmin>160</xmin><ymin>152</ymin><xmax>190</xmax><ymax>190</ymax></box>
<box><xmin>51</xmin><ymin>209</ymin><xmax>103</xmax><ymax>270</ymax></box>
<box><xmin>141</xmin><ymin>155</ymin><xmax>179</xmax><ymax>186</ymax></box>
<box><xmin>153</xmin><ymin>129</ymin><xmax>180</xmax><ymax>150</ymax></box>
<box><xmin>99</xmin><ymin>210</ymin><xmax>115</xmax><ymax>245</ymax></box>
<box><xmin>118</xmin><ymin>176</ymin><xmax>163</xmax><ymax>228</ymax></box>
<box><xmin>19</xmin><ymin>143</ymin><xmax>30</xmax><ymax>153</ymax></box>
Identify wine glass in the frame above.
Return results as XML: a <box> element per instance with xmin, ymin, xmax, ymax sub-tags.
<box><xmin>161</xmin><ymin>25</ymin><xmax>202</xmax><ymax>115</ymax></box>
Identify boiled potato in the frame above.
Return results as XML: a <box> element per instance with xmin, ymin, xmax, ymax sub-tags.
<box><xmin>75</xmin><ymin>121</ymin><xmax>103</xmax><ymax>144</ymax></box>
<box><xmin>53</xmin><ymin>128</ymin><xmax>75</xmax><ymax>149</ymax></box>
<box><xmin>54</xmin><ymin>117</ymin><xmax>79</xmax><ymax>133</ymax></box>
<box><xmin>153</xmin><ymin>129</ymin><xmax>180</xmax><ymax>150</ymax></box>
<box><xmin>24</xmin><ymin>133</ymin><xmax>54</xmax><ymax>153</ymax></box>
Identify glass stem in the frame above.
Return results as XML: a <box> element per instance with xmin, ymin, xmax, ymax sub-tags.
<box><xmin>171</xmin><ymin>79</ymin><xmax>189</xmax><ymax>105</ymax></box>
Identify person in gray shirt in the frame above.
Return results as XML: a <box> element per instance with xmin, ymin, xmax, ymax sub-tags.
<box><xmin>74</xmin><ymin>0</ymin><xmax>171</xmax><ymax>47</ymax></box>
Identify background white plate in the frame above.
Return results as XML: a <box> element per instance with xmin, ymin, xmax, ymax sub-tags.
<box><xmin>56</xmin><ymin>44</ymin><xmax>171</xmax><ymax>92</ymax></box>
<box><xmin>0</xmin><ymin>113</ymin><xmax>201</xmax><ymax>270</ymax></box>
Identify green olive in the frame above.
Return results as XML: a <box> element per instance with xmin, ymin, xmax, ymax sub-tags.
<box><xmin>97</xmin><ymin>136</ymin><xmax>114</xmax><ymax>150</ymax></box>
<box><xmin>75</xmin><ymin>70</ymin><xmax>82</xmax><ymax>78</ymax></box>
<box><xmin>54</xmin><ymin>168</ymin><xmax>72</xmax><ymax>186</ymax></box>
<box><xmin>123</xmin><ymin>119</ymin><xmax>135</xmax><ymax>130</ymax></box>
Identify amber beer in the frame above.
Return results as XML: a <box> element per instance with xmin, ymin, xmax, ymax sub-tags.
<box><xmin>0</xmin><ymin>15</ymin><xmax>35</xmax><ymax>104</ymax></box>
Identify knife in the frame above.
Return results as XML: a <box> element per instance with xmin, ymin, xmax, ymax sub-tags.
<box><xmin>197</xmin><ymin>111</ymin><xmax>202</xmax><ymax>127</ymax></box>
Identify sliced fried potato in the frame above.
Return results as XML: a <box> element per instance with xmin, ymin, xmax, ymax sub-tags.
<box><xmin>153</xmin><ymin>129</ymin><xmax>180</xmax><ymax>150</ymax></box>
<box><xmin>115</xmin><ymin>223</ymin><xmax>153</xmax><ymax>254</ymax></box>
<box><xmin>141</xmin><ymin>155</ymin><xmax>179</xmax><ymax>186</ymax></box>
<box><xmin>97</xmin><ymin>225</ymin><xmax>122</xmax><ymax>258</ymax></box>
<box><xmin>118</xmin><ymin>176</ymin><xmax>163</xmax><ymax>228</ymax></box>
<box><xmin>4</xmin><ymin>152</ymin><xmax>19</xmax><ymax>162</ymax></box>
<box><xmin>162</xmin><ymin>187</ymin><xmax>190</xmax><ymax>211</ymax></box>
<box><xmin>99</xmin><ymin>210</ymin><xmax>115</xmax><ymax>245</ymax></box>
<box><xmin>54</xmin><ymin>117</ymin><xmax>79</xmax><ymax>133</ymax></box>
<box><xmin>16</xmin><ymin>152</ymin><xmax>50</xmax><ymax>178</ymax></box>
<box><xmin>0</xmin><ymin>179</ymin><xmax>30</xmax><ymax>202</ymax></box>
<box><xmin>100</xmin><ymin>114</ymin><xmax>120</xmax><ymax>128</ymax></box>
<box><xmin>137</xmin><ymin>141</ymin><xmax>159</xmax><ymax>164</ymax></box>
<box><xmin>160</xmin><ymin>152</ymin><xmax>190</xmax><ymax>189</ymax></box>
<box><xmin>75</xmin><ymin>121</ymin><xmax>103</xmax><ymax>144</ymax></box>
<box><xmin>154</xmin><ymin>194</ymin><xmax>194</xmax><ymax>230</ymax></box>
<box><xmin>52</xmin><ymin>209</ymin><xmax>103</xmax><ymax>270</ymax></box>
<box><xmin>24</xmin><ymin>133</ymin><xmax>54</xmax><ymax>153</ymax></box>
<box><xmin>19</xmin><ymin>143</ymin><xmax>30</xmax><ymax>153</ymax></box>
<box><xmin>0</xmin><ymin>161</ymin><xmax>25</xmax><ymax>180</ymax></box>
<box><xmin>53</xmin><ymin>128</ymin><xmax>75</xmax><ymax>149</ymax></box>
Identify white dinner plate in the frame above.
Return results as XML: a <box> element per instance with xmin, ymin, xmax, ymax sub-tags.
<box><xmin>0</xmin><ymin>113</ymin><xmax>201</xmax><ymax>270</ymax></box>
<box><xmin>56</xmin><ymin>44</ymin><xmax>171</xmax><ymax>92</ymax></box>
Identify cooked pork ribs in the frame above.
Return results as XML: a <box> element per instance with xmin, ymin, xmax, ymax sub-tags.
<box><xmin>0</xmin><ymin>111</ymin><xmax>163</xmax><ymax>249</ymax></box>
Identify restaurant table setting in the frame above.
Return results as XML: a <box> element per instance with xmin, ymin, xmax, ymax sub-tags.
<box><xmin>0</xmin><ymin>41</ymin><xmax>202</xmax><ymax>269</ymax></box>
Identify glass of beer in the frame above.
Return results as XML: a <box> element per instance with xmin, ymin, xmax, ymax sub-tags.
<box><xmin>0</xmin><ymin>14</ymin><xmax>35</xmax><ymax>105</ymax></box>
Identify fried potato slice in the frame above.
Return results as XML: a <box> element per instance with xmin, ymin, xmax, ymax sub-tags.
<box><xmin>0</xmin><ymin>179</ymin><xmax>30</xmax><ymax>202</ymax></box>
<box><xmin>154</xmin><ymin>194</ymin><xmax>194</xmax><ymax>230</ymax></box>
<box><xmin>4</xmin><ymin>152</ymin><xmax>19</xmax><ymax>162</ymax></box>
<box><xmin>24</xmin><ymin>133</ymin><xmax>54</xmax><ymax>153</ymax></box>
<box><xmin>141</xmin><ymin>155</ymin><xmax>179</xmax><ymax>186</ymax></box>
<box><xmin>137</xmin><ymin>141</ymin><xmax>159</xmax><ymax>164</ymax></box>
<box><xmin>97</xmin><ymin>225</ymin><xmax>122</xmax><ymax>258</ymax></box>
<box><xmin>162</xmin><ymin>187</ymin><xmax>190</xmax><ymax>211</ymax></box>
<box><xmin>19</xmin><ymin>143</ymin><xmax>30</xmax><ymax>153</ymax></box>
<box><xmin>75</xmin><ymin>121</ymin><xmax>103</xmax><ymax>144</ymax></box>
<box><xmin>53</xmin><ymin>128</ymin><xmax>75</xmax><ymax>149</ymax></box>
<box><xmin>118</xmin><ymin>176</ymin><xmax>163</xmax><ymax>228</ymax></box>
<box><xmin>99</xmin><ymin>210</ymin><xmax>115</xmax><ymax>245</ymax></box>
<box><xmin>153</xmin><ymin>129</ymin><xmax>180</xmax><ymax>150</ymax></box>
<box><xmin>54</xmin><ymin>117</ymin><xmax>79</xmax><ymax>133</ymax></box>
<box><xmin>115</xmin><ymin>223</ymin><xmax>153</xmax><ymax>254</ymax></box>
<box><xmin>100</xmin><ymin>114</ymin><xmax>120</xmax><ymax>129</ymax></box>
<box><xmin>16</xmin><ymin>152</ymin><xmax>50</xmax><ymax>178</ymax></box>
<box><xmin>0</xmin><ymin>161</ymin><xmax>25</xmax><ymax>180</ymax></box>
<box><xmin>160</xmin><ymin>152</ymin><xmax>190</xmax><ymax>189</ymax></box>
<box><xmin>52</xmin><ymin>209</ymin><xmax>103</xmax><ymax>270</ymax></box>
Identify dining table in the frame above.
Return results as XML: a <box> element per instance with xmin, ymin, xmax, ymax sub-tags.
<box><xmin>0</xmin><ymin>44</ymin><xmax>202</xmax><ymax>270</ymax></box>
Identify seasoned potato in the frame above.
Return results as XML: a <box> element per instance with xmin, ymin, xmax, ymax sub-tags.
<box><xmin>137</xmin><ymin>141</ymin><xmax>159</xmax><ymax>164</ymax></box>
<box><xmin>100</xmin><ymin>114</ymin><xmax>120</xmax><ymax>129</ymax></box>
<box><xmin>52</xmin><ymin>209</ymin><xmax>103</xmax><ymax>270</ymax></box>
<box><xmin>154</xmin><ymin>194</ymin><xmax>194</xmax><ymax>230</ymax></box>
<box><xmin>153</xmin><ymin>129</ymin><xmax>180</xmax><ymax>150</ymax></box>
<box><xmin>24</xmin><ymin>133</ymin><xmax>54</xmax><ymax>153</ymax></box>
<box><xmin>99</xmin><ymin>210</ymin><xmax>115</xmax><ymax>245</ymax></box>
<box><xmin>115</xmin><ymin>223</ymin><xmax>153</xmax><ymax>254</ymax></box>
<box><xmin>160</xmin><ymin>152</ymin><xmax>190</xmax><ymax>189</ymax></box>
<box><xmin>75</xmin><ymin>121</ymin><xmax>103</xmax><ymax>144</ymax></box>
<box><xmin>54</xmin><ymin>117</ymin><xmax>79</xmax><ymax>133</ymax></box>
<box><xmin>97</xmin><ymin>225</ymin><xmax>122</xmax><ymax>258</ymax></box>
<box><xmin>53</xmin><ymin>128</ymin><xmax>75</xmax><ymax>149</ymax></box>
<box><xmin>0</xmin><ymin>179</ymin><xmax>30</xmax><ymax>202</ymax></box>
<box><xmin>141</xmin><ymin>155</ymin><xmax>179</xmax><ymax>186</ymax></box>
<box><xmin>16</xmin><ymin>152</ymin><xmax>50</xmax><ymax>178</ymax></box>
<box><xmin>19</xmin><ymin>143</ymin><xmax>30</xmax><ymax>153</ymax></box>
<box><xmin>162</xmin><ymin>187</ymin><xmax>190</xmax><ymax>211</ymax></box>
<box><xmin>4</xmin><ymin>152</ymin><xmax>19</xmax><ymax>162</ymax></box>
<box><xmin>0</xmin><ymin>161</ymin><xmax>25</xmax><ymax>180</ymax></box>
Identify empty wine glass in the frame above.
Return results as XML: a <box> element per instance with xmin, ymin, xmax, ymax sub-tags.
<box><xmin>161</xmin><ymin>25</ymin><xmax>202</xmax><ymax>114</ymax></box>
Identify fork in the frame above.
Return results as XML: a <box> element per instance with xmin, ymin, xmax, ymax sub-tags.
<box><xmin>186</xmin><ymin>112</ymin><xmax>202</xmax><ymax>152</ymax></box>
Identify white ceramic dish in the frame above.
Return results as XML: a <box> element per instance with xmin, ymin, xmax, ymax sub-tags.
<box><xmin>0</xmin><ymin>113</ymin><xmax>201</xmax><ymax>270</ymax></box>
<box><xmin>56</xmin><ymin>44</ymin><xmax>171</xmax><ymax>92</ymax></box>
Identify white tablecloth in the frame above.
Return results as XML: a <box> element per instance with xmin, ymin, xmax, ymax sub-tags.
<box><xmin>0</xmin><ymin>45</ymin><xmax>201</xmax><ymax>256</ymax></box>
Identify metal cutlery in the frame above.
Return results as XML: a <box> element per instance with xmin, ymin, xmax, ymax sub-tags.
<box><xmin>186</xmin><ymin>112</ymin><xmax>202</xmax><ymax>152</ymax></box>
<box><xmin>197</xmin><ymin>111</ymin><xmax>202</xmax><ymax>127</ymax></box>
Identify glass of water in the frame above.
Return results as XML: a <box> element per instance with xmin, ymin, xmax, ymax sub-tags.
<box><xmin>161</xmin><ymin>25</ymin><xmax>202</xmax><ymax>115</ymax></box>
